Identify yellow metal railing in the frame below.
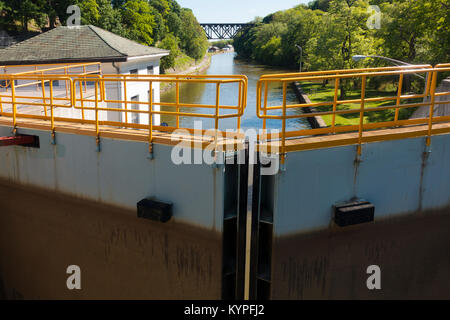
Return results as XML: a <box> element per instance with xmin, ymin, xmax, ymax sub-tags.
<box><xmin>257</xmin><ymin>64</ymin><xmax>450</xmax><ymax>163</ymax></box>
<box><xmin>0</xmin><ymin>70</ymin><xmax>248</xmax><ymax>153</ymax></box>
<box><xmin>98</xmin><ymin>74</ymin><xmax>248</xmax><ymax>130</ymax></box>
<box><xmin>0</xmin><ymin>62</ymin><xmax>101</xmax><ymax>93</ymax></box>
<box><xmin>2</xmin><ymin>63</ymin><xmax>450</xmax><ymax>160</ymax></box>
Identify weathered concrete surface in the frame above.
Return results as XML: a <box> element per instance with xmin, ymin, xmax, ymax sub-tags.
<box><xmin>271</xmin><ymin>208</ymin><xmax>450</xmax><ymax>299</ymax></box>
<box><xmin>0</xmin><ymin>125</ymin><xmax>225</xmax><ymax>231</ymax></box>
<box><xmin>411</xmin><ymin>77</ymin><xmax>450</xmax><ymax>118</ymax></box>
<box><xmin>0</xmin><ymin>179</ymin><xmax>222</xmax><ymax>299</ymax></box>
<box><xmin>274</xmin><ymin>135</ymin><xmax>450</xmax><ymax>236</ymax></box>
<box><xmin>266</xmin><ymin>133</ymin><xmax>450</xmax><ymax>299</ymax></box>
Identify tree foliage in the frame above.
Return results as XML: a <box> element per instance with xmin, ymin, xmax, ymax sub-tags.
<box><xmin>235</xmin><ymin>0</ymin><xmax>450</xmax><ymax>71</ymax></box>
<box><xmin>177</xmin><ymin>8</ymin><xmax>209</xmax><ymax>60</ymax></box>
<box><xmin>158</xmin><ymin>33</ymin><xmax>180</xmax><ymax>71</ymax></box>
<box><xmin>0</xmin><ymin>0</ymin><xmax>208</xmax><ymax>70</ymax></box>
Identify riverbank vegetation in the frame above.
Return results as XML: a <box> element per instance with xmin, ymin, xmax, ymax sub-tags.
<box><xmin>0</xmin><ymin>0</ymin><xmax>209</xmax><ymax>72</ymax></box>
<box><xmin>235</xmin><ymin>0</ymin><xmax>449</xmax><ymax>125</ymax></box>
<box><xmin>301</xmin><ymin>81</ymin><xmax>420</xmax><ymax>126</ymax></box>
<box><xmin>235</xmin><ymin>0</ymin><xmax>449</xmax><ymax>70</ymax></box>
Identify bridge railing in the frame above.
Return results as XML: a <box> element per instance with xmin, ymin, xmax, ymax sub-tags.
<box><xmin>257</xmin><ymin>64</ymin><xmax>450</xmax><ymax>163</ymax></box>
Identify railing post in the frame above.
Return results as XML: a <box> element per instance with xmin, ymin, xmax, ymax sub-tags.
<box><xmin>263</xmin><ymin>81</ymin><xmax>269</xmax><ymax>129</ymax></box>
<box><xmin>64</xmin><ymin>67</ymin><xmax>69</xmax><ymax>98</ymax></box>
<box><xmin>11</xmin><ymin>78</ymin><xmax>17</xmax><ymax>135</ymax></box>
<box><xmin>332</xmin><ymin>77</ymin><xmax>340</xmax><ymax>133</ymax></box>
<box><xmin>394</xmin><ymin>73</ymin><xmax>404</xmax><ymax>125</ymax></box>
<box><xmin>237</xmin><ymin>80</ymin><xmax>242</xmax><ymax>129</ymax></box>
<box><xmin>83</xmin><ymin>65</ymin><xmax>87</xmax><ymax>92</ymax></box>
<box><xmin>41</xmin><ymin>72</ymin><xmax>47</xmax><ymax>117</ymax></box>
<box><xmin>124</xmin><ymin>77</ymin><xmax>128</xmax><ymax>124</ymax></box>
<box><xmin>176</xmin><ymin>76</ymin><xmax>180</xmax><ymax>129</ymax></box>
<box><xmin>281</xmin><ymin>81</ymin><xmax>287</xmax><ymax>166</ymax></box>
<box><xmin>426</xmin><ymin>71</ymin><xmax>438</xmax><ymax>148</ymax></box>
<box><xmin>49</xmin><ymin>79</ymin><xmax>56</xmax><ymax>145</ymax></box>
<box><xmin>214</xmin><ymin>82</ymin><xmax>221</xmax><ymax>166</ymax></box>
<box><xmin>148</xmin><ymin>81</ymin><xmax>154</xmax><ymax>159</ymax></box>
<box><xmin>79</xmin><ymin>79</ymin><xmax>85</xmax><ymax>120</ymax></box>
<box><xmin>35</xmin><ymin>66</ymin><xmax>38</xmax><ymax>91</ymax></box>
<box><xmin>95</xmin><ymin>80</ymin><xmax>100</xmax><ymax>152</ymax></box>
<box><xmin>357</xmin><ymin>76</ymin><xmax>367</xmax><ymax>156</ymax></box>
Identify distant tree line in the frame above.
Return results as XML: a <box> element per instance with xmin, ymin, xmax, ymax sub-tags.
<box><xmin>0</xmin><ymin>0</ymin><xmax>209</xmax><ymax>70</ymax></box>
<box><xmin>234</xmin><ymin>0</ymin><xmax>450</xmax><ymax>71</ymax></box>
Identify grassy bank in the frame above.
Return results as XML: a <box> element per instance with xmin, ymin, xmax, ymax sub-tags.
<box><xmin>301</xmin><ymin>81</ymin><xmax>420</xmax><ymax>126</ymax></box>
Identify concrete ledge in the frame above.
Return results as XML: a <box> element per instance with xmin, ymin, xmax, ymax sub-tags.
<box><xmin>263</xmin><ymin>122</ymin><xmax>450</xmax><ymax>152</ymax></box>
<box><xmin>0</xmin><ymin>117</ymin><xmax>245</xmax><ymax>150</ymax></box>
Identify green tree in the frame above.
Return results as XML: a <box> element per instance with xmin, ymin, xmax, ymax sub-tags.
<box><xmin>429</xmin><ymin>0</ymin><xmax>450</xmax><ymax>64</ymax></box>
<box><xmin>308</xmin><ymin>0</ymin><xmax>332</xmax><ymax>11</ymax></box>
<box><xmin>8</xmin><ymin>0</ymin><xmax>46</xmax><ymax>31</ymax></box>
<box><xmin>167</xmin><ymin>0</ymin><xmax>181</xmax><ymax>14</ymax></box>
<box><xmin>178</xmin><ymin>8</ymin><xmax>208</xmax><ymax>60</ymax></box>
<box><xmin>233</xmin><ymin>18</ymin><xmax>261</xmax><ymax>59</ymax></box>
<box><xmin>322</xmin><ymin>0</ymin><xmax>372</xmax><ymax>97</ymax></box>
<box><xmin>0</xmin><ymin>1</ymin><xmax>11</xmax><ymax>28</ymax></box>
<box><xmin>43</xmin><ymin>0</ymin><xmax>73</xmax><ymax>28</ymax></box>
<box><xmin>166</xmin><ymin>11</ymin><xmax>182</xmax><ymax>36</ymax></box>
<box><xmin>94</xmin><ymin>0</ymin><xmax>125</xmax><ymax>35</ymax></box>
<box><xmin>121</xmin><ymin>0</ymin><xmax>155</xmax><ymax>45</ymax></box>
<box><xmin>2</xmin><ymin>0</ymin><xmax>211</xmax><ymax>67</ymax></box>
<box><xmin>252</xmin><ymin>22</ymin><xmax>287</xmax><ymax>64</ymax></box>
<box><xmin>149</xmin><ymin>8</ymin><xmax>167</xmax><ymax>42</ymax></box>
<box><xmin>378</xmin><ymin>0</ymin><xmax>449</xmax><ymax>65</ymax></box>
<box><xmin>278</xmin><ymin>6</ymin><xmax>323</xmax><ymax>68</ymax></box>
<box><xmin>158</xmin><ymin>33</ymin><xmax>180</xmax><ymax>71</ymax></box>
<box><xmin>77</xmin><ymin>0</ymin><xmax>100</xmax><ymax>25</ymax></box>
<box><xmin>149</xmin><ymin>0</ymin><xmax>170</xmax><ymax>17</ymax></box>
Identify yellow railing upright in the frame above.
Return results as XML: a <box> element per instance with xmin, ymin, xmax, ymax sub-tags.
<box><xmin>257</xmin><ymin>64</ymin><xmax>450</xmax><ymax>163</ymax></box>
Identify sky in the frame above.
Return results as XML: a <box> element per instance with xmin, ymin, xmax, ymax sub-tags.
<box><xmin>177</xmin><ymin>0</ymin><xmax>309</xmax><ymax>23</ymax></box>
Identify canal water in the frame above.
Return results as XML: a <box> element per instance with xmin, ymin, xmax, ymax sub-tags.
<box><xmin>161</xmin><ymin>52</ymin><xmax>309</xmax><ymax>131</ymax></box>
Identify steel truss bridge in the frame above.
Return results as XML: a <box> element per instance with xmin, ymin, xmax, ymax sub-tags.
<box><xmin>200</xmin><ymin>23</ymin><xmax>254</xmax><ymax>40</ymax></box>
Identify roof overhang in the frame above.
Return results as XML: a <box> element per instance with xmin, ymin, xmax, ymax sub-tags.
<box><xmin>0</xmin><ymin>52</ymin><xmax>170</xmax><ymax>66</ymax></box>
<box><xmin>126</xmin><ymin>52</ymin><xmax>170</xmax><ymax>61</ymax></box>
<box><xmin>0</xmin><ymin>56</ymin><xmax>128</xmax><ymax>66</ymax></box>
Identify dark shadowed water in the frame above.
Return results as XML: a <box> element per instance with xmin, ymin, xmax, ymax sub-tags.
<box><xmin>160</xmin><ymin>52</ymin><xmax>309</xmax><ymax>131</ymax></box>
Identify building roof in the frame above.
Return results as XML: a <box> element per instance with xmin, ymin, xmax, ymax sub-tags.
<box><xmin>0</xmin><ymin>25</ymin><xmax>169</xmax><ymax>65</ymax></box>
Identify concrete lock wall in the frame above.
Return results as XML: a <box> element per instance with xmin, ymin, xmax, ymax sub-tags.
<box><xmin>3</xmin><ymin>121</ymin><xmax>450</xmax><ymax>300</ymax></box>
<box><xmin>261</xmin><ymin>134</ymin><xmax>450</xmax><ymax>299</ymax></box>
<box><xmin>0</xmin><ymin>125</ymin><xmax>230</xmax><ymax>299</ymax></box>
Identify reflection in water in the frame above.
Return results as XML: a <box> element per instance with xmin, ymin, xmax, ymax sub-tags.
<box><xmin>161</xmin><ymin>52</ymin><xmax>310</xmax><ymax>131</ymax></box>
<box><xmin>160</xmin><ymin>81</ymin><xmax>208</xmax><ymax>127</ymax></box>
